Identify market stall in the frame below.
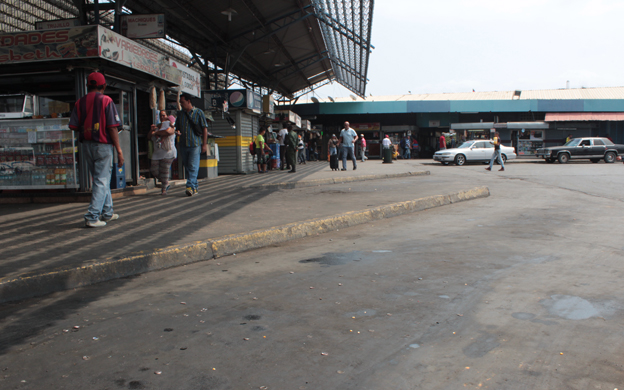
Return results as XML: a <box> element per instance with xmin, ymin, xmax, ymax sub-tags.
<box><xmin>204</xmin><ymin>89</ymin><xmax>265</xmax><ymax>174</ymax></box>
<box><xmin>0</xmin><ymin>25</ymin><xmax>183</xmax><ymax>193</ymax></box>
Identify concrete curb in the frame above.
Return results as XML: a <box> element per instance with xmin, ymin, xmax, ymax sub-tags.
<box><xmin>0</xmin><ymin>186</ymin><xmax>488</xmax><ymax>304</ymax></box>
<box><xmin>243</xmin><ymin>171</ymin><xmax>430</xmax><ymax>190</ymax></box>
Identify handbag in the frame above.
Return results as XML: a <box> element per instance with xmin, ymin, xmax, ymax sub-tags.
<box><xmin>183</xmin><ymin>109</ymin><xmax>204</xmax><ymax>137</ymax></box>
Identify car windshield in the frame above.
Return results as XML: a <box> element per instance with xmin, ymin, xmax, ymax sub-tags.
<box><xmin>457</xmin><ymin>141</ymin><xmax>474</xmax><ymax>149</ymax></box>
<box><xmin>564</xmin><ymin>138</ymin><xmax>581</xmax><ymax>147</ymax></box>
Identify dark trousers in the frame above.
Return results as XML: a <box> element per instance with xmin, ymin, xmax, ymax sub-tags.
<box><xmin>280</xmin><ymin>145</ymin><xmax>288</xmax><ymax>168</ymax></box>
<box><xmin>286</xmin><ymin>148</ymin><xmax>297</xmax><ymax>171</ymax></box>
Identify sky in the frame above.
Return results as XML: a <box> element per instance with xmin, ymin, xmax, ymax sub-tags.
<box><xmin>308</xmin><ymin>0</ymin><xmax>624</xmax><ymax>99</ymax></box>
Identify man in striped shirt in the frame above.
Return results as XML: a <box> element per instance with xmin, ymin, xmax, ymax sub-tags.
<box><xmin>176</xmin><ymin>93</ymin><xmax>208</xmax><ymax>196</ymax></box>
<box><xmin>69</xmin><ymin>72</ymin><xmax>123</xmax><ymax>228</ymax></box>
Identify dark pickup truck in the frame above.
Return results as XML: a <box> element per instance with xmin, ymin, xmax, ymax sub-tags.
<box><xmin>535</xmin><ymin>137</ymin><xmax>624</xmax><ymax>163</ymax></box>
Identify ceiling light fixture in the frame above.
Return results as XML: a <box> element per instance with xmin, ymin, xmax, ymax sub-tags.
<box><xmin>221</xmin><ymin>8</ymin><xmax>237</xmax><ymax>22</ymax></box>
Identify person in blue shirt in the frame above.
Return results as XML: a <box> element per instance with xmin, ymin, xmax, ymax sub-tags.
<box><xmin>339</xmin><ymin>121</ymin><xmax>358</xmax><ymax>170</ymax></box>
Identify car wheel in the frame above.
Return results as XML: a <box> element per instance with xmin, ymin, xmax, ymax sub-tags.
<box><xmin>604</xmin><ymin>152</ymin><xmax>616</xmax><ymax>163</ymax></box>
<box><xmin>558</xmin><ymin>153</ymin><xmax>570</xmax><ymax>164</ymax></box>
<box><xmin>501</xmin><ymin>154</ymin><xmax>507</xmax><ymax>163</ymax></box>
<box><xmin>590</xmin><ymin>159</ymin><xmax>600</xmax><ymax>163</ymax></box>
<box><xmin>545</xmin><ymin>158</ymin><xmax>555</xmax><ymax>163</ymax></box>
<box><xmin>454</xmin><ymin>154</ymin><xmax>466</xmax><ymax>166</ymax></box>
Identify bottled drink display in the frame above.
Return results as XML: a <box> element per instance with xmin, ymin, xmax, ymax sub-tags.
<box><xmin>0</xmin><ymin>118</ymin><xmax>79</xmax><ymax>188</ymax></box>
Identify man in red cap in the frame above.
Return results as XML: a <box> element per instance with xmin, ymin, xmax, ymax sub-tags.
<box><xmin>69</xmin><ymin>71</ymin><xmax>124</xmax><ymax>227</ymax></box>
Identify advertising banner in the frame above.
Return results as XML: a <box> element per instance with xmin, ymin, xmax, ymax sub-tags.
<box><xmin>205</xmin><ymin>89</ymin><xmax>261</xmax><ymax>113</ymax></box>
<box><xmin>351</xmin><ymin>123</ymin><xmax>381</xmax><ymax>131</ymax></box>
<box><xmin>98</xmin><ymin>27</ymin><xmax>182</xmax><ymax>85</ymax></box>
<box><xmin>0</xmin><ymin>26</ymin><xmax>182</xmax><ymax>85</ymax></box>
<box><xmin>0</xmin><ymin>26</ymin><xmax>99</xmax><ymax>64</ymax></box>
<box><xmin>120</xmin><ymin>14</ymin><xmax>165</xmax><ymax>39</ymax></box>
<box><xmin>170</xmin><ymin>59</ymin><xmax>201</xmax><ymax>97</ymax></box>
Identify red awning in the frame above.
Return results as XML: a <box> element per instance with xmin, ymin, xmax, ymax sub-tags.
<box><xmin>545</xmin><ymin>112</ymin><xmax>624</xmax><ymax>121</ymax></box>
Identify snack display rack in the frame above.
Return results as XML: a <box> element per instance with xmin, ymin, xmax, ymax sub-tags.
<box><xmin>0</xmin><ymin>118</ymin><xmax>79</xmax><ymax>189</ymax></box>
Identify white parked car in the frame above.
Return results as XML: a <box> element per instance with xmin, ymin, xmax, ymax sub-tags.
<box><xmin>433</xmin><ymin>140</ymin><xmax>517</xmax><ymax>166</ymax></box>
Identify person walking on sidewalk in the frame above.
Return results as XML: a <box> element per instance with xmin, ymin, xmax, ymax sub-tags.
<box><xmin>339</xmin><ymin>121</ymin><xmax>358</xmax><ymax>171</ymax></box>
<box><xmin>69</xmin><ymin>72</ymin><xmax>123</xmax><ymax>228</ymax></box>
<box><xmin>439</xmin><ymin>133</ymin><xmax>446</xmax><ymax>150</ymax></box>
<box><xmin>285</xmin><ymin>125</ymin><xmax>298</xmax><ymax>173</ymax></box>
<box><xmin>412</xmin><ymin>138</ymin><xmax>420</xmax><ymax>159</ymax></box>
<box><xmin>360</xmin><ymin>134</ymin><xmax>368</xmax><ymax>162</ymax></box>
<box><xmin>297</xmin><ymin>135</ymin><xmax>306</xmax><ymax>164</ymax></box>
<box><xmin>278</xmin><ymin>124</ymin><xmax>289</xmax><ymax>170</ymax></box>
<box><xmin>148</xmin><ymin>111</ymin><xmax>176</xmax><ymax>195</ymax></box>
<box><xmin>485</xmin><ymin>130</ymin><xmax>505</xmax><ymax>172</ymax></box>
<box><xmin>177</xmin><ymin>93</ymin><xmax>208</xmax><ymax>196</ymax></box>
<box><xmin>328</xmin><ymin>134</ymin><xmax>340</xmax><ymax>171</ymax></box>
<box><xmin>400</xmin><ymin>135</ymin><xmax>411</xmax><ymax>159</ymax></box>
<box><xmin>255</xmin><ymin>126</ymin><xmax>268</xmax><ymax>173</ymax></box>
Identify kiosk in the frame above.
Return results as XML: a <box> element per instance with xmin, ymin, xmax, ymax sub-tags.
<box><xmin>0</xmin><ymin>25</ymin><xmax>183</xmax><ymax>192</ymax></box>
<box><xmin>203</xmin><ymin>89</ymin><xmax>263</xmax><ymax>174</ymax></box>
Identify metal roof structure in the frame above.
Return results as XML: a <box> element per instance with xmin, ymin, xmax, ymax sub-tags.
<box><xmin>0</xmin><ymin>0</ymin><xmax>374</xmax><ymax>100</ymax></box>
<box><xmin>545</xmin><ymin>112</ymin><xmax>624</xmax><ymax>121</ymax></box>
<box><xmin>311</xmin><ymin>0</ymin><xmax>374</xmax><ymax>98</ymax></box>
<box><xmin>298</xmin><ymin>86</ymin><xmax>624</xmax><ymax>103</ymax></box>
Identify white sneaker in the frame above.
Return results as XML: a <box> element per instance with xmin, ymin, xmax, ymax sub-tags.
<box><xmin>85</xmin><ymin>220</ymin><xmax>106</xmax><ymax>228</ymax></box>
<box><xmin>101</xmin><ymin>214</ymin><xmax>119</xmax><ymax>222</ymax></box>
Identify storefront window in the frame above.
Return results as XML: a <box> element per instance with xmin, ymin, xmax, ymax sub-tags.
<box><xmin>0</xmin><ymin>95</ymin><xmax>26</xmax><ymax>114</ymax></box>
<box><xmin>517</xmin><ymin>129</ymin><xmax>544</xmax><ymax>156</ymax></box>
<box><xmin>39</xmin><ymin>97</ymin><xmax>71</xmax><ymax>117</ymax></box>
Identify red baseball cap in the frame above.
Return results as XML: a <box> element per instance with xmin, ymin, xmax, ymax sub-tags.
<box><xmin>87</xmin><ymin>72</ymin><xmax>106</xmax><ymax>87</ymax></box>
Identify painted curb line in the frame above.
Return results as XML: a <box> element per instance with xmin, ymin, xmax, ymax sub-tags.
<box><xmin>0</xmin><ymin>186</ymin><xmax>488</xmax><ymax>304</ymax></box>
<box><xmin>243</xmin><ymin>171</ymin><xmax>430</xmax><ymax>190</ymax></box>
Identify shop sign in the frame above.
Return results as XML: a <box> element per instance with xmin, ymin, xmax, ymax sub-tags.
<box><xmin>351</xmin><ymin>123</ymin><xmax>380</xmax><ymax>131</ymax></box>
<box><xmin>0</xmin><ymin>26</ymin><xmax>182</xmax><ymax>85</ymax></box>
<box><xmin>99</xmin><ymin>27</ymin><xmax>182</xmax><ymax>85</ymax></box>
<box><xmin>35</xmin><ymin>19</ymin><xmax>81</xmax><ymax>30</ymax></box>
<box><xmin>429</xmin><ymin>120</ymin><xmax>440</xmax><ymax>127</ymax></box>
<box><xmin>121</xmin><ymin>14</ymin><xmax>166</xmax><ymax>39</ymax></box>
<box><xmin>294</xmin><ymin>113</ymin><xmax>302</xmax><ymax>128</ymax></box>
<box><xmin>275</xmin><ymin>110</ymin><xmax>297</xmax><ymax>123</ymax></box>
<box><xmin>246</xmin><ymin>90</ymin><xmax>262</xmax><ymax>114</ymax></box>
<box><xmin>262</xmin><ymin>95</ymin><xmax>275</xmax><ymax>118</ymax></box>
<box><xmin>205</xmin><ymin>89</ymin><xmax>261</xmax><ymax>112</ymax></box>
<box><xmin>170</xmin><ymin>59</ymin><xmax>201</xmax><ymax>97</ymax></box>
<box><xmin>0</xmin><ymin>26</ymin><xmax>99</xmax><ymax>64</ymax></box>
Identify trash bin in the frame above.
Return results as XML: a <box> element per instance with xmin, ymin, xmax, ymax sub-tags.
<box><xmin>383</xmin><ymin>147</ymin><xmax>393</xmax><ymax>163</ymax></box>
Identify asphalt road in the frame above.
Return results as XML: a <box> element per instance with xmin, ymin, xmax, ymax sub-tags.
<box><xmin>1</xmin><ymin>160</ymin><xmax>623</xmax><ymax>389</ymax></box>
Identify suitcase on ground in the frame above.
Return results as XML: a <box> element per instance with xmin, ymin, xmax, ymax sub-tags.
<box><xmin>330</xmin><ymin>154</ymin><xmax>339</xmax><ymax>170</ymax></box>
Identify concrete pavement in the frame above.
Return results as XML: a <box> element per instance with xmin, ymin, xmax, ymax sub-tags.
<box><xmin>0</xmin><ymin>158</ymin><xmax>495</xmax><ymax>303</ymax></box>
<box><xmin>0</xmin><ymin>159</ymin><xmax>623</xmax><ymax>389</ymax></box>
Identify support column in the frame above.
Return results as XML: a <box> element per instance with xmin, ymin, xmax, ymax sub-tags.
<box><xmin>74</xmin><ymin>69</ymin><xmax>90</xmax><ymax>192</ymax></box>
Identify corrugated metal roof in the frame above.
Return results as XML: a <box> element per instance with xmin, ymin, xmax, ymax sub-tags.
<box><xmin>520</xmin><ymin>87</ymin><xmax>624</xmax><ymax>100</ymax></box>
<box><xmin>545</xmin><ymin>112</ymin><xmax>624</xmax><ymax>121</ymax></box>
<box><xmin>300</xmin><ymin>86</ymin><xmax>624</xmax><ymax>104</ymax></box>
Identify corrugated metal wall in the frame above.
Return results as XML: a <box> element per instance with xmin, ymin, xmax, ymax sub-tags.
<box><xmin>211</xmin><ymin>110</ymin><xmax>257</xmax><ymax>174</ymax></box>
